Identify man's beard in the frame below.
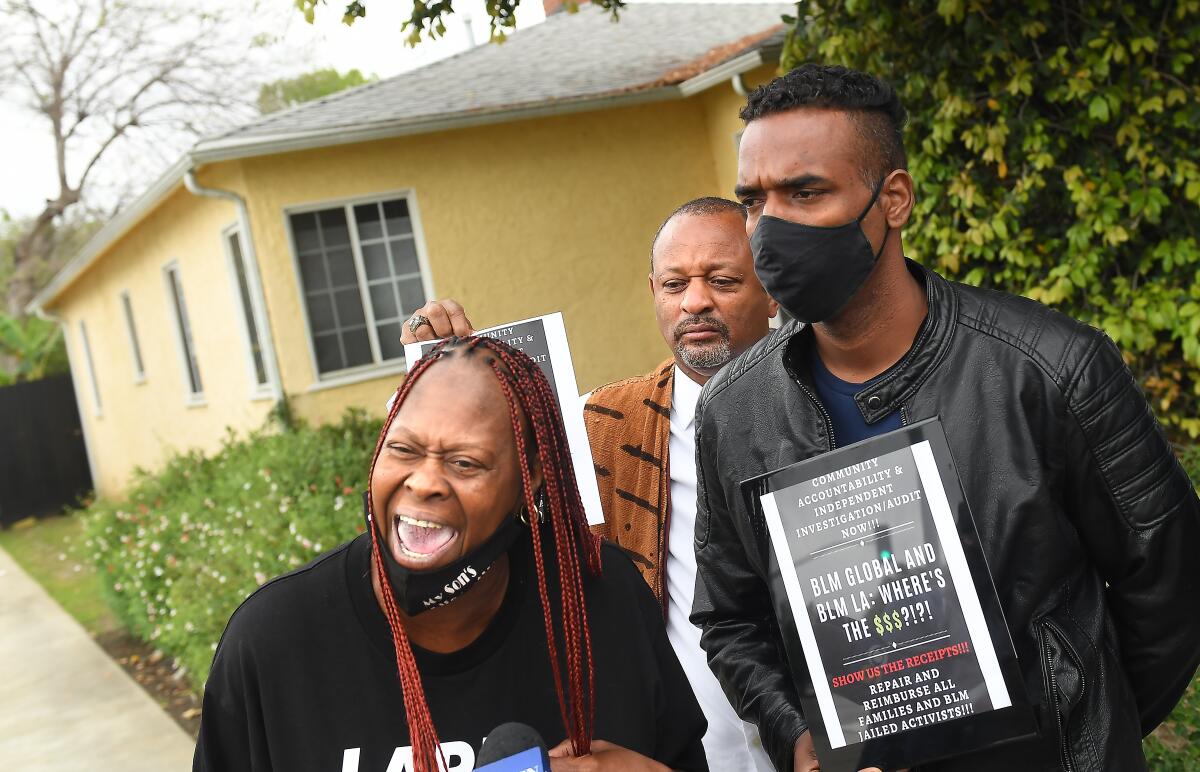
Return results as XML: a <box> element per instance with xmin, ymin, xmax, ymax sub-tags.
<box><xmin>673</xmin><ymin>314</ymin><xmax>733</xmax><ymax>371</ymax></box>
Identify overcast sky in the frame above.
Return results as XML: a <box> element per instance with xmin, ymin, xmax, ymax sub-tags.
<box><xmin>0</xmin><ymin>0</ymin><xmax>779</xmax><ymax>219</ymax></box>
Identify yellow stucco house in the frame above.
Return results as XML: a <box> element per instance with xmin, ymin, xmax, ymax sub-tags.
<box><xmin>29</xmin><ymin>2</ymin><xmax>788</xmax><ymax>496</ymax></box>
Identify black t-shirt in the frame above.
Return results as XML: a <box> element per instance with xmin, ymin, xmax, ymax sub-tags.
<box><xmin>193</xmin><ymin>533</ymin><xmax>708</xmax><ymax>771</ymax></box>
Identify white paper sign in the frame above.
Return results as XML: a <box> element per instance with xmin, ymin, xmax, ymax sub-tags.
<box><xmin>403</xmin><ymin>312</ymin><xmax>604</xmax><ymax>525</ymax></box>
<box><xmin>759</xmin><ymin>436</ymin><xmax>1010</xmax><ymax>750</ymax></box>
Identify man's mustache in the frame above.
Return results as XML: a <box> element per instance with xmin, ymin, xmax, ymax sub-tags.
<box><xmin>673</xmin><ymin>315</ymin><xmax>731</xmax><ymax>343</ymax></box>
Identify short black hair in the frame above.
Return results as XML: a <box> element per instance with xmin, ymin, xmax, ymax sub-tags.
<box><xmin>740</xmin><ymin>63</ymin><xmax>908</xmax><ymax>185</ymax></box>
<box><xmin>649</xmin><ymin>197</ymin><xmax>747</xmax><ymax>268</ymax></box>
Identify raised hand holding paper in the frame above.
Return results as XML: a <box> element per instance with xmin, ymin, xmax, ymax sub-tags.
<box><xmin>403</xmin><ymin>312</ymin><xmax>604</xmax><ymax>526</ymax></box>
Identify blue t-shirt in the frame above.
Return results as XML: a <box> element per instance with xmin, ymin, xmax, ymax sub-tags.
<box><xmin>809</xmin><ymin>350</ymin><xmax>902</xmax><ymax>447</ymax></box>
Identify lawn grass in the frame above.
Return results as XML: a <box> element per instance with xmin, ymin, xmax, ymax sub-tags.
<box><xmin>1146</xmin><ymin>677</ymin><xmax>1200</xmax><ymax>771</ymax></box>
<box><xmin>0</xmin><ymin>512</ymin><xmax>119</xmax><ymax>638</ymax></box>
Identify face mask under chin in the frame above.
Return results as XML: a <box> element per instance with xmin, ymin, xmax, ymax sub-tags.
<box><xmin>363</xmin><ymin>492</ymin><xmax>525</xmax><ymax>616</ymax></box>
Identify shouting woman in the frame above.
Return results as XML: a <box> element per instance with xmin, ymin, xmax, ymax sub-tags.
<box><xmin>193</xmin><ymin>337</ymin><xmax>707</xmax><ymax>772</ymax></box>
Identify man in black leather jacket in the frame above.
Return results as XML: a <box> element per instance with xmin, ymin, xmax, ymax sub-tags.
<box><xmin>691</xmin><ymin>64</ymin><xmax>1200</xmax><ymax>772</ymax></box>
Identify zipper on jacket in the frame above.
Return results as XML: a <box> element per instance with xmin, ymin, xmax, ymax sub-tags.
<box><xmin>789</xmin><ymin>351</ymin><xmax>911</xmax><ymax>446</ymax></box>
<box><xmin>1038</xmin><ymin>618</ymin><xmax>1085</xmax><ymax>772</ymax></box>
<box><xmin>790</xmin><ymin>372</ymin><xmax>838</xmax><ymax>450</ymax></box>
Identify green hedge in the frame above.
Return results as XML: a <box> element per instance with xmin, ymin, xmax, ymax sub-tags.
<box><xmin>1178</xmin><ymin>444</ymin><xmax>1200</xmax><ymax>485</ymax></box>
<box><xmin>84</xmin><ymin>410</ymin><xmax>378</xmax><ymax>689</ymax></box>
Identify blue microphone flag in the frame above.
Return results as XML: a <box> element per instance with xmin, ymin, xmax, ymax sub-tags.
<box><xmin>473</xmin><ymin>746</ymin><xmax>548</xmax><ymax>772</ymax></box>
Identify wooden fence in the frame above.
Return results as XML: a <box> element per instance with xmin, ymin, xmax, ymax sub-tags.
<box><xmin>0</xmin><ymin>374</ymin><xmax>92</xmax><ymax>526</ymax></box>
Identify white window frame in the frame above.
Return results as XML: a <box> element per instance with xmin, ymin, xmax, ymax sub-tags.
<box><xmin>118</xmin><ymin>289</ymin><xmax>146</xmax><ymax>383</ymax></box>
<box><xmin>221</xmin><ymin>223</ymin><xmax>274</xmax><ymax>399</ymax></box>
<box><xmin>162</xmin><ymin>261</ymin><xmax>205</xmax><ymax>406</ymax></box>
<box><xmin>282</xmin><ymin>189</ymin><xmax>435</xmax><ymax>387</ymax></box>
<box><xmin>76</xmin><ymin>319</ymin><xmax>102</xmax><ymax>417</ymax></box>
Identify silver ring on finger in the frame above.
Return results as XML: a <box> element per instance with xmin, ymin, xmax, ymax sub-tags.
<box><xmin>407</xmin><ymin>314</ymin><xmax>431</xmax><ymax>334</ymax></box>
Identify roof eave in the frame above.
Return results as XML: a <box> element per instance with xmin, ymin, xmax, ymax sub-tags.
<box><xmin>191</xmin><ymin>85</ymin><xmax>682</xmax><ymax>164</ymax></box>
<box><xmin>678</xmin><ymin>44</ymin><xmax>779</xmax><ymax>97</ymax></box>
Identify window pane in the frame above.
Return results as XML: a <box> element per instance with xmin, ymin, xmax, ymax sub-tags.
<box><xmin>229</xmin><ymin>232</ymin><xmax>269</xmax><ymax>386</ymax></box>
<box><xmin>167</xmin><ymin>268</ymin><xmax>202</xmax><ymax>395</ymax></box>
<box><xmin>382</xmin><ymin>199</ymin><xmax>411</xmax><ymax>235</ymax></box>
<box><xmin>377</xmin><ymin>322</ymin><xmax>403</xmax><ymax>360</ymax></box>
<box><xmin>397</xmin><ymin>277</ymin><xmax>425</xmax><ymax>316</ymax></box>
<box><xmin>389</xmin><ymin>237</ymin><xmax>419</xmax><ymax>276</ymax></box>
<box><xmin>78</xmin><ymin>321</ymin><xmax>102</xmax><ymax>412</ymax></box>
<box><xmin>299</xmin><ymin>252</ymin><xmax>328</xmax><ymax>291</ymax></box>
<box><xmin>251</xmin><ymin>344</ymin><xmax>268</xmax><ymax>386</ymax></box>
<box><xmin>326</xmin><ymin>247</ymin><xmax>358</xmax><ymax>288</ymax></box>
<box><xmin>369</xmin><ymin>282</ymin><xmax>398</xmax><ymax>321</ymax></box>
<box><xmin>354</xmin><ymin>203</ymin><xmax>383</xmax><ymax>241</ymax></box>
<box><xmin>228</xmin><ymin>229</ymin><xmax>244</xmax><ymax>262</ymax></box>
<box><xmin>318</xmin><ymin>209</ymin><xmax>350</xmax><ymax>247</ymax></box>
<box><xmin>121</xmin><ymin>293</ymin><xmax>145</xmax><ymax>378</ymax></box>
<box><xmin>362</xmin><ymin>242</ymin><xmax>390</xmax><ymax>281</ymax></box>
<box><xmin>291</xmin><ymin>212</ymin><xmax>320</xmax><ymax>252</ymax></box>
<box><xmin>335</xmin><ymin>288</ymin><xmax>366</xmax><ymax>327</ymax></box>
<box><xmin>314</xmin><ymin>332</ymin><xmax>342</xmax><ymax>373</ymax></box>
<box><xmin>306</xmin><ymin>293</ymin><xmax>335</xmax><ymax>332</ymax></box>
<box><xmin>291</xmin><ymin>199</ymin><xmax>429</xmax><ymax>376</ymax></box>
<box><xmin>342</xmin><ymin>327</ymin><xmax>372</xmax><ymax>367</ymax></box>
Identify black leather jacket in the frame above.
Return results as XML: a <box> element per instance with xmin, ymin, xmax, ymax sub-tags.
<box><xmin>691</xmin><ymin>263</ymin><xmax>1200</xmax><ymax>772</ymax></box>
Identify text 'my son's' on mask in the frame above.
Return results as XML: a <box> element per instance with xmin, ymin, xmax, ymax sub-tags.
<box><xmin>364</xmin><ymin>492</ymin><xmax>524</xmax><ymax>616</ymax></box>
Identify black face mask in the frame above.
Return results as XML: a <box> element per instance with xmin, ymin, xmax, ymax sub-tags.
<box><xmin>363</xmin><ymin>493</ymin><xmax>525</xmax><ymax>616</ymax></box>
<box><xmin>750</xmin><ymin>179</ymin><xmax>889</xmax><ymax>323</ymax></box>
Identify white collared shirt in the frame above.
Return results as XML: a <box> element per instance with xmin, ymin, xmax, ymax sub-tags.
<box><xmin>666</xmin><ymin>367</ymin><xmax>774</xmax><ymax>772</ymax></box>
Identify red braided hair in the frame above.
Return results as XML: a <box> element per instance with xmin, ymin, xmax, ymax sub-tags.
<box><xmin>364</xmin><ymin>335</ymin><xmax>603</xmax><ymax>772</ymax></box>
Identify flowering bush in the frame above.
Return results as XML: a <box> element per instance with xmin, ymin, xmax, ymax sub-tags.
<box><xmin>84</xmin><ymin>409</ymin><xmax>379</xmax><ymax>690</ymax></box>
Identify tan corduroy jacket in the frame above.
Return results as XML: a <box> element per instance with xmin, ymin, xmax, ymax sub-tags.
<box><xmin>582</xmin><ymin>358</ymin><xmax>675</xmax><ymax>613</ymax></box>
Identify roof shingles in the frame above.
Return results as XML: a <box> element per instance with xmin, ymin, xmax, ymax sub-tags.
<box><xmin>212</xmin><ymin>3</ymin><xmax>788</xmax><ymax>143</ymax></box>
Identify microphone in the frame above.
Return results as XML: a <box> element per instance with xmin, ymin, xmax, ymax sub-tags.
<box><xmin>474</xmin><ymin>722</ymin><xmax>552</xmax><ymax>772</ymax></box>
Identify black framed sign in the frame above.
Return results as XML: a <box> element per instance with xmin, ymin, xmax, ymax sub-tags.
<box><xmin>744</xmin><ymin>417</ymin><xmax>1034</xmax><ymax>771</ymax></box>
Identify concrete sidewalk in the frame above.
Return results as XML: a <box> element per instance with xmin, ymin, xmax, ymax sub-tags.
<box><xmin>0</xmin><ymin>545</ymin><xmax>195</xmax><ymax>771</ymax></box>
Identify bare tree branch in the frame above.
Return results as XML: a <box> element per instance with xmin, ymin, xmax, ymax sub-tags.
<box><xmin>75</xmin><ymin>116</ymin><xmax>137</xmax><ymax>190</ymax></box>
<box><xmin>0</xmin><ymin>0</ymin><xmax>272</xmax><ymax>315</ymax></box>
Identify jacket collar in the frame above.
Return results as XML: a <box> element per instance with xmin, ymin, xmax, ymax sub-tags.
<box><xmin>786</xmin><ymin>260</ymin><xmax>957</xmax><ymax>424</ymax></box>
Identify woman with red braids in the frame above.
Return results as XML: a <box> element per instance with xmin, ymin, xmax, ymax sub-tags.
<box><xmin>193</xmin><ymin>336</ymin><xmax>707</xmax><ymax>772</ymax></box>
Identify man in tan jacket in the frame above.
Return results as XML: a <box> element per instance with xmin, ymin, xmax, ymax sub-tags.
<box><xmin>400</xmin><ymin>197</ymin><xmax>777</xmax><ymax>770</ymax></box>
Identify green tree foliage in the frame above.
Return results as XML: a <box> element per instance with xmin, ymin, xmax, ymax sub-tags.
<box><xmin>0</xmin><ymin>313</ymin><xmax>69</xmax><ymax>385</ymax></box>
<box><xmin>257</xmin><ymin>67</ymin><xmax>376</xmax><ymax>114</ymax></box>
<box><xmin>0</xmin><ymin>211</ymin><xmax>84</xmax><ymax>383</ymax></box>
<box><xmin>0</xmin><ymin>209</ymin><xmax>101</xmax><ymax>296</ymax></box>
<box><xmin>785</xmin><ymin>1</ymin><xmax>1200</xmax><ymax>437</ymax></box>
<box><xmin>293</xmin><ymin>0</ymin><xmax>624</xmax><ymax>45</ymax></box>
